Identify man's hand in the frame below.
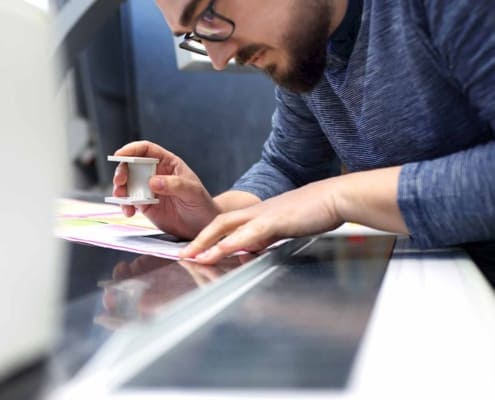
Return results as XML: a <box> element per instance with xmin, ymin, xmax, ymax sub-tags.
<box><xmin>179</xmin><ymin>166</ymin><xmax>409</xmax><ymax>264</ymax></box>
<box><xmin>112</xmin><ymin>141</ymin><xmax>221</xmax><ymax>239</ymax></box>
<box><xmin>179</xmin><ymin>180</ymin><xmax>344</xmax><ymax>264</ymax></box>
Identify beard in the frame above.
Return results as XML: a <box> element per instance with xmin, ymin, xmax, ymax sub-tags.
<box><xmin>236</xmin><ymin>1</ymin><xmax>332</xmax><ymax>93</ymax></box>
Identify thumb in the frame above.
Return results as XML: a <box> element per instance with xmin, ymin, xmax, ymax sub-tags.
<box><xmin>149</xmin><ymin>175</ymin><xmax>206</xmax><ymax>202</ymax></box>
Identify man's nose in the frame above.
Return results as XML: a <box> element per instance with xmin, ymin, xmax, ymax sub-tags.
<box><xmin>203</xmin><ymin>41</ymin><xmax>238</xmax><ymax>70</ymax></box>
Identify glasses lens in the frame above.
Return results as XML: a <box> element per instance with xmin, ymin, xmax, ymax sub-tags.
<box><xmin>195</xmin><ymin>14</ymin><xmax>233</xmax><ymax>40</ymax></box>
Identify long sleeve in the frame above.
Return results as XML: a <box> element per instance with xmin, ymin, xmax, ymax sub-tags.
<box><xmin>398</xmin><ymin>0</ymin><xmax>495</xmax><ymax>248</ymax></box>
<box><xmin>232</xmin><ymin>87</ymin><xmax>341</xmax><ymax>200</ymax></box>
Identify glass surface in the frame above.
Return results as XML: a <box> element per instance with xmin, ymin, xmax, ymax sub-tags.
<box><xmin>122</xmin><ymin>235</ymin><xmax>395</xmax><ymax>390</ymax></box>
<box><xmin>48</xmin><ymin>241</ymin><xmax>249</xmax><ymax>384</ymax></box>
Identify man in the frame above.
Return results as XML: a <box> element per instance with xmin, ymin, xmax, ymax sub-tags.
<box><xmin>113</xmin><ymin>0</ymin><xmax>495</xmax><ymax>268</ymax></box>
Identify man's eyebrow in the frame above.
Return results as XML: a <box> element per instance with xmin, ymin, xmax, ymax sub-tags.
<box><xmin>180</xmin><ymin>0</ymin><xmax>204</xmax><ymax>27</ymax></box>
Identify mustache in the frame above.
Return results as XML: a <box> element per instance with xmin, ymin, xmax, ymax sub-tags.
<box><xmin>235</xmin><ymin>44</ymin><xmax>264</xmax><ymax>65</ymax></box>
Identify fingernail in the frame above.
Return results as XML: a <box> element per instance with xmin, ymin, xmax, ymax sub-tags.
<box><xmin>195</xmin><ymin>248</ymin><xmax>213</xmax><ymax>261</ymax></box>
<box><xmin>179</xmin><ymin>245</ymin><xmax>191</xmax><ymax>257</ymax></box>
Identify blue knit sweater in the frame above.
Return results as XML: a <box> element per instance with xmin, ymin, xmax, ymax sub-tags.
<box><xmin>232</xmin><ymin>0</ymin><xmax>495</xmax><ymax>249</ymax></box>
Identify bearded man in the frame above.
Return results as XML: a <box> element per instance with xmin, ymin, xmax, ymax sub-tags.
<box><xmin>112</xmin><ymin>0</ymin><xmax>495</xmax><ymax>277</ymax></box>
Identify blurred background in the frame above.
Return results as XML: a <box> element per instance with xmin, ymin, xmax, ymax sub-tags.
<box><xmin>53</xmin><ymin>0</ymin><xmax>276</xmax><ymax>197</ymax></box>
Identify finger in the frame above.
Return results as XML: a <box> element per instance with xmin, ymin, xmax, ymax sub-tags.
<box><xmin>220</xmin><ymin>219</ymin><xmax>275</xmax><ymax>252</ymax></box>
<box><xmin>195</xmin><ymin>221</ymin><xmax>276</xmax><ymax>264</ymax></box>
<box><xmin>180</xmin><ymin>211</ymin><xmax>250</xmax><ymax>258</ymax></box>
<box><xmin>113</xmin><ymin>162</ymin><xmax>128</xmax><ymax>187</ymax></box>
<box><xmin>113</xmin><ymin>180</ymin><xmax>142</xmax><ymax>217</ymax></box>
<box><xmin>111</xmin><ymin>164</ymin><xmax>136</xmax><ymax>217</ymax></box>
<box><xmin>113</xmin><ymin>185</ymin><xmax>127</xmax><ymax>198</ymax></box>
<box><xmin>115</xmin><ymin>142</ymin><xmax>196</xmax><ymax>179</ymax></box>
<box><xmin>121</xmin><ymin>205</ymin><xmax>136</xmax><ymax>217</ymax></box>
<box><xmin>136</xmin><ymin>204</ymin><xmax>153</xmax><ymax>215</ymax></box>
<box><xmin>149</xmin><ymin>175</ymin><xmax>205</xmax><ymax>202</ymax></box>
<box><xmin>112</xmin><ymin>187</ymin><xmax>135</xmax><ymax>216</ymax></box>
<box><xmin>193</xmin><ymin>245</ymin><xmax>227</xmax><ymax>265</ymax></box>
<box><xmin>113</xmin><ymin>183</ymin><xmax>135</xmax><ymax>216</ymax></box>
<box><xmin>114</xmin><ymin>140</ymin><xmax>176</xmax><ymax>161</ymax></box>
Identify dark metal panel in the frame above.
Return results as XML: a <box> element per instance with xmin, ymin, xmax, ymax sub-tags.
<box><xmin>123</xmin><ymin>236</ymin><xmax>394</xmax><ymax>390</ymax></box>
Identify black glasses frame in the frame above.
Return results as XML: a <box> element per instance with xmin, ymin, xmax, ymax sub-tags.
<box><xmin>179</xmin><ymin>0</ymin><xmax>235</xmax><ymax>56</ymax></box>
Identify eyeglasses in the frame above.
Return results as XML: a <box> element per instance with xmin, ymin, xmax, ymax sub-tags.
<box><xmin>179</xmin><ymin>0</ymin><xmax>235</xmax><ymax>56</ymax></box>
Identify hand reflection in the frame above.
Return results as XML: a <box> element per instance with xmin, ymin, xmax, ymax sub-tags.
<box><xmin>178</xmin><ymin>252</ymin><xmax>255</xmax><ymax>286</ymax></box>
<box><xmin>111</xmin><ymin>255</ymin><xmax>175</xmax><ymax>281</ymax></box>
<box><xmin>95</xmin><ymin>253</ymin><xmax>254</xmax><ymax>330</ymax></box>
